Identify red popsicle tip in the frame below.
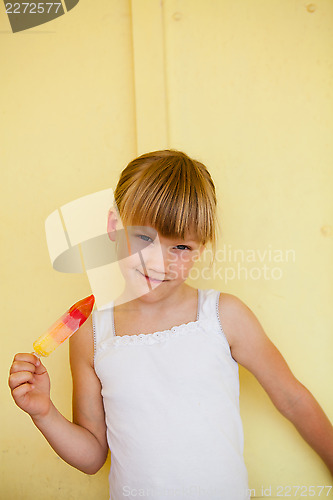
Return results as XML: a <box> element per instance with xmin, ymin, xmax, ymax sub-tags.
<box><xmin>85</xmin><ymin>294</ymin><xmax>95</xmax><ymax>307</ymax></box>
<box><xmin>79</xmin><ymin>294</ymin><xmax>95</xmax><ymax>317</ymax></box>
<box><xmin>68</xmin><ymin>294</ymin><xmax>95</xmax><ymax>318</ymax></box>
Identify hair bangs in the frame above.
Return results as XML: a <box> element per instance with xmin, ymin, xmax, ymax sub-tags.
<box><xmin>114</xmin><ymin>150</ymin><xmax>218</xmax><ymax>255</ymax></box>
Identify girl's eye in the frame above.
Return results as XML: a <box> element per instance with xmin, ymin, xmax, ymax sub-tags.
<box><xmin>137</xmin><ymin>234</ymin><xmax>153</xmax><ymax>242</ymax></box>
<box><xmin>175</xmin><ymin>245</ymin><xmax>191</xmax><ymax>251</ymax></box>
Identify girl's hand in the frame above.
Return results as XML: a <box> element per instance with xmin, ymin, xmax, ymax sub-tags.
<box><xmin>8</xmin><ymin>353</ymin><xmax>51</xmax><ymax>420</ymax></box>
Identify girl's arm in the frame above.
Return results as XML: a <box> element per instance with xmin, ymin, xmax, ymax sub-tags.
<box><xmin>219</xmin><ymin>293</ymin><xmax>333</xmax><ymax>475</ymax></box>
<box><xmin>8</xmin><ymin>316</ymin><xmax>108</xmax><ymax>475</ymax></box>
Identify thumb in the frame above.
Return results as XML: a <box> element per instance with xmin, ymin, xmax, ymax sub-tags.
<box><xmin>31</xmin><ymin>353</ymin><xmax>48</xmax><ymax>375</ymax></box>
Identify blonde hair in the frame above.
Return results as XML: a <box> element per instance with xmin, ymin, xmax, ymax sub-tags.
<box><xmin>113</xmin><ymin>150</ymin><xmax>219</xmax><ymax>260</ymax></box>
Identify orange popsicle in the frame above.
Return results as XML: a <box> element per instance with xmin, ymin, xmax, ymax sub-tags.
<box><xmin>33</xmin><ymin>295</ymin><xmax>95</xmax><ymax>357</ymax></box>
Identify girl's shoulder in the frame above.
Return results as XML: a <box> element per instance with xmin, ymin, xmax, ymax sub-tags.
<box><xmin>217</xmin><ymin>292</ymin><xmax>257</xmax><ymax>347</ymax></box>
<box><xmin>218</xmin><ymin>291</ymin><xmax>251</xmax><ymax>314</ymax></box>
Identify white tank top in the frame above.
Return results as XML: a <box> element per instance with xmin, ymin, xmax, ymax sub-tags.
<box><xmin>93</xmin><ymin>288</ymin><xmax>249</xmax><ymax>500</ymax></box>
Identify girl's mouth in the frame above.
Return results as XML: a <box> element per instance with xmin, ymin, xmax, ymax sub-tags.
<box><xmin>137</xmin><ymin>270</ymin><xmax>166</xmax><ymax>283</ymax></box>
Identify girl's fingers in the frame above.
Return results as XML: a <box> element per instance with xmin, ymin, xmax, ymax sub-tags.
<box><xmin>34</xmin><ymin>359</ymin><xmax>48</xmax><ymax>376</ymax></box>
<box><xmin>11</xmin><ymin>382</ymin><xmax>34</xmax><ymax>400</ymax></box>
<box><xmin>13</xmin><ymin>353</ymin><xmax>40</xmax><ymax>366</ymax></box>
<box><xmin>10</xmin><ymin>353</ymin><xmax>41</xmax><ymax>374</ymax></box>
<box><xmin>8</xmin><ymin>371</ymin><xmax>34</xmax><ymax>390</ymax></box>
<box><xmin>10</xmin><ymin>360</ymin><xmax>37</xmax><ymax>375</ymax></box>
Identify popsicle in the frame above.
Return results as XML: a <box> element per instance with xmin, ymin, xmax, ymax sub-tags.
<box><xmin>33</xmin><ymin>295</ymin><xmax>95</xmax><ymax>357</ymax></box>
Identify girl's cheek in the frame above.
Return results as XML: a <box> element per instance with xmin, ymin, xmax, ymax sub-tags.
<box><xmin>118</xmin><ymin>255</ymin><xmax>141</xmax><ymax>274</ymax></box>
<box><xmin>168</xmin><ymin>264</ymin><xmax>179</xmax><ymax>280</ymax></box>
<box><xmin>166</xmin><ymin>249</ymin><xmax>178</xmax><ymax>263</ymax></box>
<box><xmin>168</xmin><ymin>260</ymin><xmax>192</xmax><ymax>280</ymax></box>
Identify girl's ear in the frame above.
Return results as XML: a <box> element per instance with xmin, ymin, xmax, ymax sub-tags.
<box><xmin>107</xmin><ymin>209</ymin><xmax>118</xmax><ymax>241</ymax></box>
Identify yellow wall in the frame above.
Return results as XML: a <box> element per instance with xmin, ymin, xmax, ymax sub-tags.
<box><xmin>1</xmin><ymin>1</ymin><xmax>332</xmax><ymax>498</ymax></box>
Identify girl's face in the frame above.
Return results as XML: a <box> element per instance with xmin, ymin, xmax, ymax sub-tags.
<box><xmin>116</xmin><ymin>225</ymin><xmax>204</xmax><ymax>299</ymax></box>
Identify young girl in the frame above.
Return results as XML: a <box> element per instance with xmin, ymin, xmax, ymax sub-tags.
<box><xmin>9</xmin><ymin>150</ymin><xmax>333</xmax><ymax>499</ymax></box>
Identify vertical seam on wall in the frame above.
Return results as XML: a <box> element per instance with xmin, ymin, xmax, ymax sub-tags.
<box><xmin>130</xmin><ymin>0</ymin><xmax>168</xmax><ymax>152</ymax></box>
<box><xmin>160</xmin><ymin>0</ymin><xmax>170</xmax><ymax>147</ymax></box>
<box><xmin>129</xmin><ymin>0</ymin><xmax>138</xmax><ymax>156</ymax></box>
<box><xmin>57</xmin><ymin>208</ymin><xmax>71</xmax><ymax>248</ymax></box>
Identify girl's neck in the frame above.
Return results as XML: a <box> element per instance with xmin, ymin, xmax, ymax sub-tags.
<box><xmin>114</xmin><ymin>282</ymin><xmax>196</xmax><ymax>317</ymax></box>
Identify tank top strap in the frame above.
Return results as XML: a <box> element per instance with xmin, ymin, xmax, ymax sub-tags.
<box><xmin>198</xmin><ymin>288</ymin><xmax>220</xmax><ymax>323</ymax></box>
<box><xmin>92</xmin><ymin>301</ymin><xmax>114</xmax><ymax>355</ymax></box>
<box><xmin>198</xmin><ymin>288</ymin><xmax>230</xmax><ymax>350</ymax></box>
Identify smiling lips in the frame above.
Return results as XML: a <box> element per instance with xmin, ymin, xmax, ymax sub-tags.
<box><xmin>137</xmin><ymin>270</ymin><xmax>167</xmax><ymax>283</ymax></box>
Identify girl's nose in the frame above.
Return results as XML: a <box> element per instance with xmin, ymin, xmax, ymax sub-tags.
<box><xmin>141</xmin><ymin>242</ymin><xmax>168</xmax><ymax>278</ymax></box>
